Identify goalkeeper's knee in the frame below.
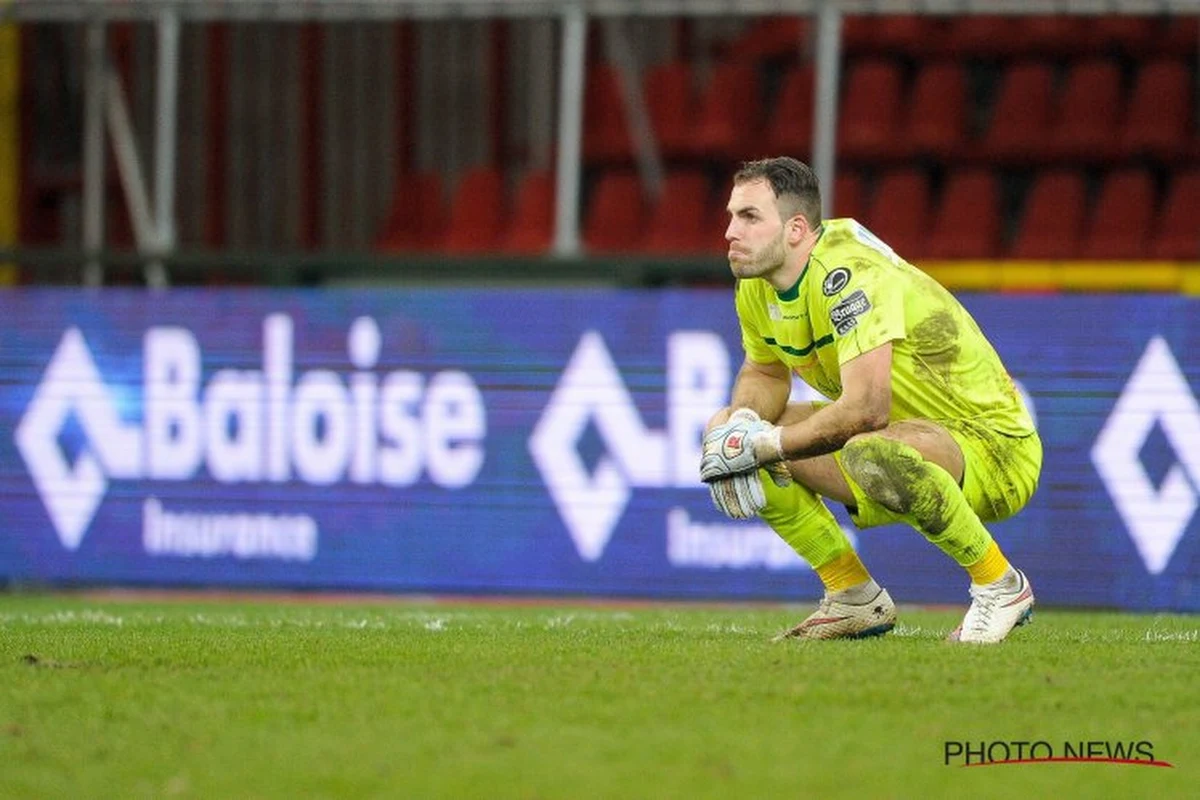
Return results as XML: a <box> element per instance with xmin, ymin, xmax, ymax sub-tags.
<box><xmin>841</xmin><ymin>435</ymin><xmax>951</xmax><ymax>529</ymax></box>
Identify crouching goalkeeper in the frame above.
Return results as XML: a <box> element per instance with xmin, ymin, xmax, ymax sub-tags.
<box><xmin>705</xmin><ymin>157</ymin><xmax>1042</xmax><ymax>644</ymax></box>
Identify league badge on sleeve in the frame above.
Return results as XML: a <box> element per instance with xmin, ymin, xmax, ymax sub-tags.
<box><xmin>822</xmin><ymin>267</ymin><xmax>851</xmax><ymax>296</ymax></box>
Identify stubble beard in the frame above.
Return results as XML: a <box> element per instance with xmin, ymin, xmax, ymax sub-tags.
<box><xmin>730</xmin><ymin>234</ymin><xmax>787</xmax><ymax>280</ymax></box>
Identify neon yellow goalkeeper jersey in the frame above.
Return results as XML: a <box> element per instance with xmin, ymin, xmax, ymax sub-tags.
<box><xmin>735</xmin><ymin>218</ymin><xmax>1034</xmax><ymax>436</ymax></box>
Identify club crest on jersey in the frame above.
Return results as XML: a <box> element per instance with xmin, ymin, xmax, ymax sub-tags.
<box><xmin>830</xmin><ymin>289</ymin><xmax>872</xmax><ymax>335</ymax></box>
<box><xmin>722</xmin><ymin>431</ymin><xmax>746</xmax><ymax>459</ymax></box>
<box><xmin>822</xmin><ymin>267</ymin><xmax>851</xmax><ymax>296</ymax></box>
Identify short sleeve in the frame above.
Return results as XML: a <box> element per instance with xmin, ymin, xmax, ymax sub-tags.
<box><xmin>814</xmin><ymin>262</ymin><xmax>906</xmax><ymax>365</ymax></box>
<box><xmin>735</xmin><ymin>281</ymin><xmax>778</xmax><ymax>364</ymax></box>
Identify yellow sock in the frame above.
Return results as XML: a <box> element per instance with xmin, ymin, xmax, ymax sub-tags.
<box><xmin>814</xmin><ymin>550</ymin><xmax>872</xmax><ymax>593</ymax></box>
<box><xmin>965</xmin><ymin>540</ymin><xmax>1011</xmax><ymax>585</ymax></box>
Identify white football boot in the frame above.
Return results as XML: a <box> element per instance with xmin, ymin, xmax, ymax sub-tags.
<box><xmin>774</xmin><ymin>586</ymin><xmax>897</xmax><ymax>641</ymax></box>
<box><xmin>949</xmin><ymin>568</ymin><xmax>1034</xmax><ymax>644</ymax></box>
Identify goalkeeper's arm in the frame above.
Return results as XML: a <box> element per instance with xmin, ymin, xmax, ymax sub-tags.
<box><xmin>701</xmin><ymin>344</ymin><xmax>893</xmax><ymax>484</ymax></box>
<box><xmin>709</xmin><ymin>357</ymin><xmax>792</xmax><ymax>428</ymax></box>
<box><xmin>774</xmin><ymin>342</ymin><xmax>893</xmax><ymax>461</ymax></box>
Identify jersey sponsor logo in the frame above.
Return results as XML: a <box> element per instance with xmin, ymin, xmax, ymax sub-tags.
<box><xmin>835</xmin><ymin>318</ymin><xmax>860</xmax><ymax>335</ymax></box>
<box><xmin>769</xmin><ymin>303</ymin><xmax>806</xmax><ymax>322</ymax></box>
<box><xmin>829</xmin><ymin>289</ymin><xmax>872</xmax><ymax>335</ymax></box>
<box><xmin>822</xmin><ymin>267</ymin><xmax>851</xmax><ymax>296</ymax></box>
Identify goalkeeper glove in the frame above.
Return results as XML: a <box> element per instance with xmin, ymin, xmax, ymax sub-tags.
<box><xmin>709</xmin><ymin>471</ymin><xmax>766</xmax><ymax>520</ymax></box>
<box><xmin>700</xmin><ymin>408</ymin><xmax>786</xmax><ymax>484</ymax></box>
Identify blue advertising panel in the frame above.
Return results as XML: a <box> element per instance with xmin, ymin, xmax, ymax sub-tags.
<box><xmin>0</xmin><ymin>289</ymin><xmax>1196</xmax><ymax>610</ymax></box>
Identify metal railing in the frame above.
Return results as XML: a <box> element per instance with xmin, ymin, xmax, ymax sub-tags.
<box><xmin>6</xmin><ymin>2</ymin><xmax>1198</xmax><ymax>22</ymax></box>
<box><xmin>4</xmin><ymin>0</ymin><xmax>1198</xmax><ymax>285</ymax></box>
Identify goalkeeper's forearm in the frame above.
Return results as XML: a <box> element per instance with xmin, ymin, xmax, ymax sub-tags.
<box><xmin>776</xmin><ymin>394</ymin><xmax>888</xmax><ymax>461</ymax></box>
<box><xmin>725</xmin><ymin>359</ymin><xmax>791</xmax><ymax>425</ymax></box>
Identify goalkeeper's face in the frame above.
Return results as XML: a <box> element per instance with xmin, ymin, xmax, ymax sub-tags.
<box><xmin>724</xmin><ymin>179</ymin><xmax>788</xmax><ymax>280</ymax></box>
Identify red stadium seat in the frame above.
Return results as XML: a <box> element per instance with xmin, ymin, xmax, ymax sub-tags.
<box><xmin>906</xmin><ymin>61</ymin><xmax>969</xmax><ymax>160</ymax></box>
<box><xmin>1047</xmin><ymin>59</ymin><xmax>1122</xmax><ymax>163</ymax></box>
<box><xmin>693</xmin><ymin>60</ymin><xmax>763</xmax><ymax>163</ymax></box>
<box><xmin>840</xmin><ymin>16</ymin><xmax>878</xmax><ymax>55</ymax></box>
<box><xmin>582</xmin><ymin>64</ymin><xmax>632</xmax><ymax>165</ymax></box>
<box><xmin>1120</xmin><ymin>59</ymin><xmax>1192</xmax><ymax>162</ymax></box>
<box><xmin>1009</xmin><ymin>170</ymin><xmax>1087</xmax><ymax>259</ymax></box>
<box><xmin>1163</xmin><ymin>15</ymin><xmax>1200</xmax><ymax>57</ymax></box>
<box><xmin>832</xmin><ymin>171</ymin><xmax>867</xmax><ymax>221</ymax></box>
<box><xmin>1014</xmin><ymin>15</ymin><xmax>1091</xmax><ymax>56</ymax></box>
<box><xmin>375</xmin><ymin>171</ymin><xmax>446</xmax><ymax>252</ymax></box>
<box><xmin>1089</xmin><ymin>14</ymin><xmax>1156</xmax><ymax>56</ymax></box>
<box><xmin>441</xmin><ymin>167</ymin><xmax>506</xmax><ymax>254</ymax></box>
<box><xmin>873</xmin><ymin>15</ymin><xmax>937</xmax><ymax>56</ymax></box>
<box><xmin>583</xmin><ymin>170</ymin><xmax>646</xmax><ymax>253</ymax></box>
<box><xmin>927</xmin><ymin>169</ymin><xmax>1003</xmax><ymax>259</ymax></box>
<box><xmin>500</xmin><ymin>169</ymin><xmax>555</xmax><ymax>254</ymax></box>
<box><xmin>1150</xmin><ymin>169</ymin><xmax>1200</xmax><ymax>260</ymax></box>
<box><xmin>862</xmin><ymin>167</ymin><xmax>931</xmax><ymax>260</ymax></box>
<box><xmin>936</xmin><ymin>15</ymin><xmax>1024</xmax><ymax>58</ymax></box>
<box><xmin>980</xmin><ymin>61</ymin><xmax>1055</xmax><ymax>164</ymax></box>
<box><xmin>706</xmin><ymin>201</ymin><xmax>733</xmax><ymax>256</ymax></box>
<box><xmin>764</xmin><ymin>63</ymin><xmax>814</xmax><ymax>158</ymax></box>
<box><xmin>730</xmin><ymin>16</ymin><xmax>810</xmax><ymax>62</ymax></box>
<box><xmin>838</xmin><ymin>58</ymin><xmax>906</xmax><ymax>162</ymax></box>
<box><xmin>843</xmin><ymin>15</ymin><xmax>933</xmax><ymax>56</ymax></box>
<box><xmin>1080</xmin><ymin>168</ymin><xmax>1156</xmax><ymax>260</ymax></box>
<box><xmin>704</xmin><ymin>168</ymin><xmax>742</xmax><ymax>254</ymax></box>
<box><xmin>645</xmin><ymin>61</ymin><xmax>697</xmax><ymax>161</ymax></box>
<box><xmin>642</xmin><ymin>170</ymin><xmax>712</xmax><ymax>254</ymax></box>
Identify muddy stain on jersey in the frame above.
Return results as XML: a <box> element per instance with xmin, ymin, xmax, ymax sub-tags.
<box><xmin>816</xmin><ymin>226</ymin><xmax>854</xmax><ymax>251</ymax></box>
<box><xmin>910</xmin><ymin>310</ymin><xmax>961</xmax><ymax>388</ymax></box>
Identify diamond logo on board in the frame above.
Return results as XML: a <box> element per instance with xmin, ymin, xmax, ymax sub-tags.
<box><xmin>15</xmin><ymin>328</ymin><xmax>142</xmax><ymax>550</ymax></box>
<box><xmin>529</xmin><ymin>331</ymin><xmax>668</xmax><ymax>561</ymax></box>
<box><xmin>1091</xmin><ymin>336</ymin><xmax>1200</xmax><ymax>575</ymax></box>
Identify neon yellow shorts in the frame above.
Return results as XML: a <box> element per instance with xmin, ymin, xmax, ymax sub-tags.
<box><xmin>833</xmin><ymin>420</ymin><xmax>1043</xmax><ymax>529</ymax></box>
<box><xmin>940</xmin><ymin>419</ymin><xmax>1042</xmax><ymax>523</ymax></box>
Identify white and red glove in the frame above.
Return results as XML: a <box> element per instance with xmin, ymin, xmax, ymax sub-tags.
<box><xmin>700</xmin><ymin>408</ymin><xmax>787</xmax><ymax>485</ymax></box>
<box><xmin>708</xmin><ymin>471</ymin><xmax>767</xmax><ymax>520</ymax></box>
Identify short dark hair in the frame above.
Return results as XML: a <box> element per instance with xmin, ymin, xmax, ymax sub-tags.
<box><xmin>733</xmin><ymin>157</ymin><xmax>822</xmax><ymax>227</ymax></box>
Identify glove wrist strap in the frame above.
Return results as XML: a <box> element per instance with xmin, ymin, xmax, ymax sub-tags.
<box><xmin>753</xmin><ymin>426</ymin><xmax>785</xmax><ymax>465</ymax></box>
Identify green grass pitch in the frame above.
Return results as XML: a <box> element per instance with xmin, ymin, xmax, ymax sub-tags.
<box><xmin>1</xmin><ymin>593</ymin><xmax>1196</xmax><ymax>798</ymax></box>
